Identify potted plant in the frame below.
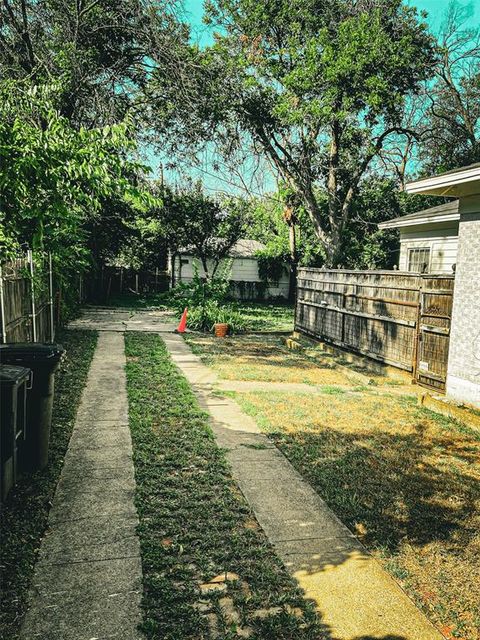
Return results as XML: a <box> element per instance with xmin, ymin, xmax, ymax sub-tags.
<box><xmin>214</xmin><ymin>322</ymin><xmax>229</xmax><ymax>337</ymax></box>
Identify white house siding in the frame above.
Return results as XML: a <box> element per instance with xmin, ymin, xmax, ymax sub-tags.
<box><xmin>446</xmin><ymin>196</ymin><xmax>480</xmax><ymax>408</ymax></box>
<box><xmin>398</xmin><ymin>222</ymin><xmax>459</xmax><ymax>273</ymax></box>
<box><xmin>173</xmin><ymin>255</ymin><xmax>290</xmax><ymax>299</ymax></box>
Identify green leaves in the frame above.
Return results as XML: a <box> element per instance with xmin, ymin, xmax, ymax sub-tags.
<box><xmin>0</xmin><ymin>80</ymin><xmax>154</xmax><ymax>269</ymax></box>
<box><xmin>177</xmin><ymin>0</ymin><xmax>437</xmax><ymax>264</ymax></box>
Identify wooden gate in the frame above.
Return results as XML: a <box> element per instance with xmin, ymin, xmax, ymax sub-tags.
<box><xmin>415</xmin><ymin>276</ymin><xmax>455</xmax><ymax>391</ymax></box>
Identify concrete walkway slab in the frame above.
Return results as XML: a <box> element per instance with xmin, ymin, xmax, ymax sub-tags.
<box><xmin>68</xmin><ymin>307</ymin><xmax>176</xmax><ymax>333</ymax></box>
<box><xmin>164</xmin><ymin>332</ymin><xmax>443</xmax><ymax>640</ymax></box>
<box><xmin>20</xmin><ymin>332</ymin><xmax>144</xmax><ymax>640</ymax></box>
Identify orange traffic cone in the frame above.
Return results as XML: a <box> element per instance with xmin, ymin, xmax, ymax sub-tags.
<box><xmin>176</xmin><ymin>307</ymin><xmax>188</xmax><ymax>333</ymax></box>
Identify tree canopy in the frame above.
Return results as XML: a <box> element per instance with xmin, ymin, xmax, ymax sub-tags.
<box><xmin>0</xmin><ymin>81</ymin><xmax>155</xmax><ymax>266</ymax></box>
<box><xmin>1</xmin><ymin>0</ymin><xmax>477</xmax><ymax>282</ymax></box>
<box><xmin>150</xmin><ymin>0</ymin><xmax>437</xmax><ymax>266</ymax></box>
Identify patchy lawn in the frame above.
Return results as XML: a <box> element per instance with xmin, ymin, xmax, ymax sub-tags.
<box><xmin>187</xmin><ymin>332</ymin><xmax>480</xmax><ymax>639</ymax></box>
<box><xmin>228</xmin><ymin>302</ymin><xmax>294</xmax><ymax>332</ymax></box>
<box><xmin>186</xmin><ymin>333</ymin><xmax>380</xmax><ymax>386</ymax></box>
<box><xmin>124</xmin><ymin>332</ymin><xmax>326</xmax><ymax>640</ymax></box>
<box><xmin>0</xmin><ymin>329</ymin><xmax>97</xmax><ymax>640</ymax></box>
<box><xmin>106</xmin><ymin>295</ymin><xmax>294</xmax><ymax>333</ymax></box>
<box><xmin>229</xmin><ymin>392</ymin><xmax>480</xmax><ymax>640</ymax></box>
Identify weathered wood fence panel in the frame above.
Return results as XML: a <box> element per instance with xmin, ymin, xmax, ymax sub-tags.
<box><xmin>295</xmin><ymin>268</ymin><xmax>455</xmax><ymax>389</ymax></box>
<box><xmin>0</xmin><ymin>253</ymin><xmax>54</xmax><ymax>344</ymax></box>
<box><xmin>416</xmin><ymin>277</ymin><xmax>455</xmax><ymax>391</ymax></box>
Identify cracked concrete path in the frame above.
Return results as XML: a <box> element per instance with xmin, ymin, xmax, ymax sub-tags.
<box><xmin>163</xmin><ymin>333</ymin><xmax>443</xmax><ymax>640</ymax></box>
<box><xmin>20</xmin><ymin>332</ymin><xmax>144</xmax><ymax>640</ymax></box>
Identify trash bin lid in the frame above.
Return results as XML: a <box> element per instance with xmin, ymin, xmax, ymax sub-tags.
<box><xmin>0</xmin><ymin>343</ymin><xmax>64</xmax><ymax>364</ymax></box>
<box><xmin>0</xmin><ymin>364</ymin><xmax>31</xmax><ymax>385</ymax></box>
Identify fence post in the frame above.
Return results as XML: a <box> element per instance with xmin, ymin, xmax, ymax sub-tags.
<box><xmin>0</xmin><ymin>263</ymin><xmax>6</xmax><ymax>344</ymax></box>
<box><xmin>49</xmin><ymin>253</ymin><xmax>55</xmax><ymax>342</ymax></box>
<box><xmin>28</xmin><ymin>250</ymin><xmax>37</xmax><ymax>342</ymax></box>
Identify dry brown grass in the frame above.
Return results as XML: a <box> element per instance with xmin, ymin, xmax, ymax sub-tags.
<box><xmin>187</xmin><ymin>334</ymin><xmax>363</xmax><ymax>386</ymax></box>
<box><xmin>235</xmin><ymin>390</ymin><xmax>480</xmax><ymax>640</ymax></box>
<box><xmin>186</xmin><ymin>332</ymin><xmax>480</xmax><ymax>638</ymax></box>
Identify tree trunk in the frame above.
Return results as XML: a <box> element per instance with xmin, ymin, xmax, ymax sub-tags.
<box><xmin>201</xmin><ymin>257</ymin><xmax>210</xmax><ymax>280</ymax></box>
<box><xmin>288</xmin><ymin>220</ymin><xmax>297</xmax><ymax>303</ymax></box>
<box><xmin>170</xmin><ymin>251</ymin><xmax>176</xmax><ymax>288</ymax></box>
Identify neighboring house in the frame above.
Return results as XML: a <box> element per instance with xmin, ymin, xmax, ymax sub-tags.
<box><xmin>378</xmin><ymin>200</ymin><xmax>459</xmax><ymax>274</ymax></box>
<box><xmin>404</xmin><ymin>162</ymin><xmax>480</xmax><ymax>408</ymax></box>
<box><xmin>169</xmin><ymin>238</ymin><xmax>290</xmax><ymax>299</ymax></box>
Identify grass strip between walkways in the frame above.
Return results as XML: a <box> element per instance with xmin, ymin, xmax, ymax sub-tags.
<box><xmin>0</xmin><ymin>329</ymin><xmax>98</xmax><ymax>640</ymax></box>
<box><xmin>124</xmin><ymin>332</ymin><xmax>325</xmax><ymax>640</ymax></box>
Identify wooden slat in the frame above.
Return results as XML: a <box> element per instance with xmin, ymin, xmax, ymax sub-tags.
<box><xmin>295</xmin><ymin>268</ymin><xmax>453</xmax><ymax>388</ymax></box>
<box><xmin>297</xmin><ymin>299</ymin><xmax>417</xmax><ymax>327</ymax></box>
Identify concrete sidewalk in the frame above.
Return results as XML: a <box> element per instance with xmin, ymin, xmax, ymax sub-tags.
<box><xmin>20</xmin><ymin>332</ymin><xmax>144</xmax><ymax>640</ymax></box>
<box><xmin>163</xmin><ymin>333</ymin><xmax>443</xmax><ymax>640</ymax></box>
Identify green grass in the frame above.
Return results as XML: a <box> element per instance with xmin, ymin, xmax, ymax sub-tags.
<box><xmin>0</xmin><ymin>329</ymin><xmax>97</xmax><ymax>640</ymax></box>
<box><xmin>124</xmin><ymin>332</ymin><xmax>326</xmax><ymax>640</ymax></box>
<box><xmin>105</xmin><ymin>294</ymin><xmax>294</xmax><ymax>333</ymax></box>
<box><xmin>229</xmin><ymin>302</ymin><xmax>294</xmax><ymax>332</ymax></box>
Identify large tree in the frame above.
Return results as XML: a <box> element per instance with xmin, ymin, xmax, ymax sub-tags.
<box><xmin>419</xmin><ymin>1</ymin><xmax>480</xmax><ymax>173</ymax></box>
<box><xmin>153</xmin><ymin>0</ymin><xmax>436</xmax><ymax>266</ymax></box>
<box><xmin>0</xmin><ymin>80</ymin><xmax>154</xmax><ymax>265</ymax></box>
<box><xmin>149</xmin><ymin>183</ymin><xmax>249</xmax><ymax>282</ymax></box>
<box><xmin>0</xmin><ymin>0</ymin><xmax>188</xmax><ymax>127</ymax></box>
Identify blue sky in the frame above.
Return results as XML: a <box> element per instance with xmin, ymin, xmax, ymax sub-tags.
<box><xmin>149</xmin><ymin>0</ymin><xmax>480</xmax><ymax>194</ymax></box>
<box><xmin>182</xmin><ymin>0</ymin><xmax>480</xmax><ymax>47</ymax></box>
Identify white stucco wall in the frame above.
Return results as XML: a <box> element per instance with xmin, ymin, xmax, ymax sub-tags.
<box><xmin>173</xmin><ymin>255</ymin><xmax>290</xmax><ymax>299</ymax></box>
<box><xmin>398</xmin><ymin>222</ymin><xmax>459</xmax><ymax>273</ymax></box>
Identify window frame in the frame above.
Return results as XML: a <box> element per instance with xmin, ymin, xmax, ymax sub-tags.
<box><xmin>407</xmin><ymin>247</ymin><xmax>431</xmax><ymax>273</ymax></box>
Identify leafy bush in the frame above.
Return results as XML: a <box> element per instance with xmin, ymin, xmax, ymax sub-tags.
<box><xmin>168</xmin><ymin>269</ymin><xmax>249</xmax><ymax>333</ymax></box>
<box><xmin>186</xmin><ymin>300</ymin><xmax>248</xmax><ymax>333</ymax></box>
<box><xmin>168</xmin><ymin>270</ymin><xmax>230</xmax><ymax>313</ymax></box>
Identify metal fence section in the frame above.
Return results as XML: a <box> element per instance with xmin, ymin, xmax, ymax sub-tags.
<box><xmin>295</xmin><ymin>268</ymin><xmax>455</xmax><ymax>390</ymax></box>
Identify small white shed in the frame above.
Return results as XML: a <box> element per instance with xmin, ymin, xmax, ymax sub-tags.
<box><xmin>170</xmin><ymin>238</ymin><xmax>290</xmax><ymax>300</ymax></box>
<box><xmin>379</xmin><ymin>200</ymin><xmax>459</xmax><ymax>274</ymax></box>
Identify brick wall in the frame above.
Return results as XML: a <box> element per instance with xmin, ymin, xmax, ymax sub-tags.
<box><xmin>446</xmin><ymin>198</ymin><xmax>480</xmax><ymax>407</ymax></box>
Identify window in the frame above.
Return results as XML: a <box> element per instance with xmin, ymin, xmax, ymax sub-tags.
<box><xmin>408</xmin><ymin>247</ymin><xmax>430</xmax><ymax>273</ymax></box>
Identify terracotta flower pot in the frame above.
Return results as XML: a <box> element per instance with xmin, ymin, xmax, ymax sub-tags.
<box><xmin>214</xmin><ymin>322</ymin><xmax>229</xmax><ymax>338</ymax></box>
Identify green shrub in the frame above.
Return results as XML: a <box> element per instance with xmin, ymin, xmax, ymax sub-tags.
<box><xmin>187</xmin><ymin>300</ymin><xmax>248</xmax><ymax>333</ymax></box>
<box><xmin>168</xmin><ymin>270</ymin><xmax>230</xmax><ymax>313</ymax></box>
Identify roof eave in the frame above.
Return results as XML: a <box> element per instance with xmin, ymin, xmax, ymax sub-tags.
<box><xmin>405</xmin><ymin>167</ymin><xmax>480</xmax><ymax>197</ymax></box>
<box><xmin>379</xmin><ymin>212</ymin><xmax>460</xmax><ymax>230</ymax></box>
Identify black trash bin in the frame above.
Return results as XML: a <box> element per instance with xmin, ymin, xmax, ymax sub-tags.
<box><xmin>0</xmin><ymin>344</ymin><xmax>64</xmax><ymax>471</ymax></box>
<box><xmin>0</xmin><ymin>364</ymin><xmax>30</xmax><ymax>502</ymax></box>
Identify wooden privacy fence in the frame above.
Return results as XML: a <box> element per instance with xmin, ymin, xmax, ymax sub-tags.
<box><xmin>295</xmin><ymin>268</ymin><xmax>455</xmax><ymax>391</ymax></box>
<box><xmin>0</xmin><ymin>252</ymin><xmax>55</xmax><ymax>344</ymax></box>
